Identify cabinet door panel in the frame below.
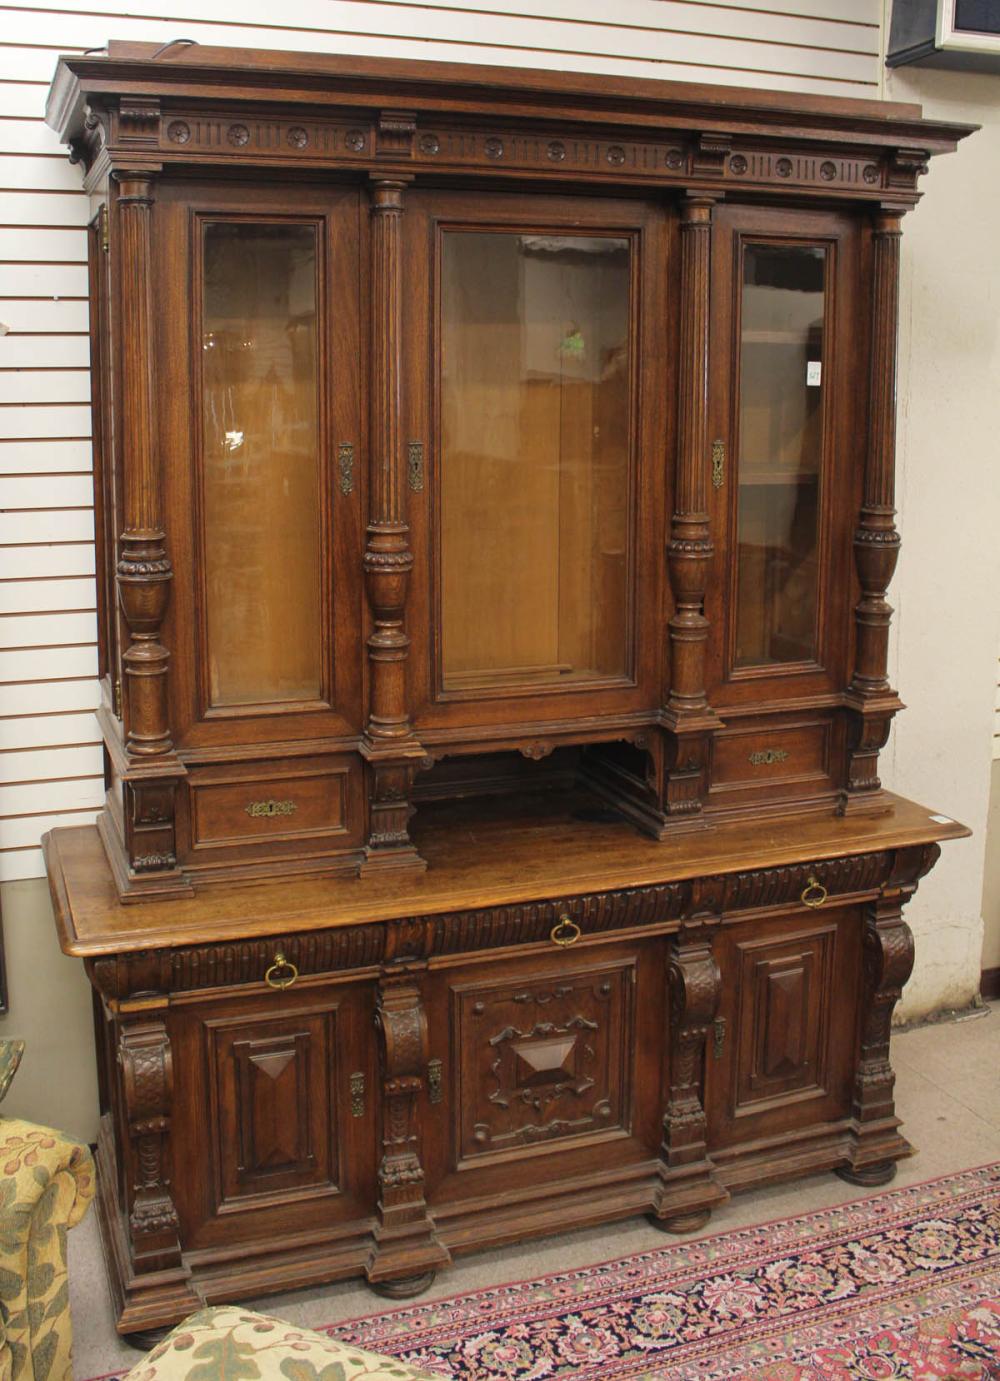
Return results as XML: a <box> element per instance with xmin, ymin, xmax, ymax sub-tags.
<box><xmin>156</xmin><ymin>182</ymin><xmax>364</xmax><ymax>750</ymax></box>
<box><xmin>423</xmin><ymin>939</ymin><xmax>664</xmax><ymax>1206</ymax></box>
<box><xmin>707</xmin><ymin>907</ymin><xmax>860</xmax><ymax>1149</ymax></box>
<box><xmin>405</xmin><ymin>189</ymin><xmax>670</xmax><ymax>735</ymax></box>
<box><xmin>170</xmin><ymin>981</ymin><xmax>376</xmax><ymax>1245</ymax></box>
<box><xmin>706</xmin><ymin>205</ymin><xmax>864</xmax><ymax>707</ymax></box>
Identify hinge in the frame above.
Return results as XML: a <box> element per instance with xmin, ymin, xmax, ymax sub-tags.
<box><xmin>99</xmin><ymin>203</ymin><xmax>109</xmax><ymax>254</ymax></box>
<box><xmin>712</xmin><ymin>1016</ymin><xmax>727</xmax><ymax>1060</ymax></box>
<box><xmin>350</xmin><ymin>1071</ymin><xmax>365</xmax><ymax>1117</ymax></box>
<box><xmin>112</xmin><ymin>676</ymin><xmax>122</xmax><ymax>720</ymax></box>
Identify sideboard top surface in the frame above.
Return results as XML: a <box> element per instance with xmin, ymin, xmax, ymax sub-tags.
<box><xmin>44</xmin><ymin>793</ymin><xmax>968</xmax><ymax>958</ymax></box>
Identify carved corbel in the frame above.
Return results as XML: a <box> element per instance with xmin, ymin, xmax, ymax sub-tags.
<box><xmin>118</xmin><ymin>1018</ymin><xmax>183</xmax><ymax>1272</ymax></box>
<box><xmin>367</xmin><ymin>975</ymin><xmax>449</xmax><ymax>1295</ymax></box>
<box><xmin>691</xmin><ymin>132</ymin><xmax>732</xmax><ymax>177</ymax></box>
<box><xmin>839</xmin><ymin>842</ymin><xmax>940</xmax><ymax>1184</ymax></box>
<box><xmin>651</xmin><ymin>916</ymin><xmax>728</xmax><ymax>1230</ymax></box>
<box><xmin>376</xmin><ymin>111</ymin><xmax>416</xmax><ymax>159</ymax></box>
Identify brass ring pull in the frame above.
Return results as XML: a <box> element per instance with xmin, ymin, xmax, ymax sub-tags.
<box><xmin>550</xmin><ymin>914</ymin><xmax>581</xmax><ymax>947</ymax></box>
<box><xmin>264</xmin><ymin>951</ymin><xmax>298</xmax><ymax>990</ymax></box>
<box><xmin>801</xmin><ymin>875</ymin><xmax>828</xmax><ymax>909</ymax></box>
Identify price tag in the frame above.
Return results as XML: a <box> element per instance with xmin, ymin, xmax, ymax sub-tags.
<box><xmin>806</xmin><ymin>360</ymin><xmax>822</xmax><ymax>387</ymax></box>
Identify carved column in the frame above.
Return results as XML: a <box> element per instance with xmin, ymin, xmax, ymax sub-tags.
<box><xmin>361</xmin><ymin>178</ymin><xmax>425</xmax><ymax>873</ymax></box>
<box><xmin>651</xmin><ymin>911</ymin><xmax>728</xmax><ymax>1230</ymax></box>
<box><xmin>839</xmin><ymin>842</ymin><xmax>938</xmax><ymax>1185</ymax></box>
<box><xmin>109</xmin><ymin>169</ymin><xmax>186</xmax><ymax>891</ymax></box>
<box><xmin>843</xmin><ymin>209</ymin><xmax>907</xmax><ymax>807</ymax></box>
<box><xmin>659</xmin><ymin>194</ymin><xmax>722</xmax><ymax>827</ymax></box>
<box><xmin>367</xmin><ymin>974</ymin><xmax>449</xmax><ymax>1294</ymax></box>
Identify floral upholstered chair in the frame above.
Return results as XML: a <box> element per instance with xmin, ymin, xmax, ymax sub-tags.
<box><xmin>0</xmin><ymin>1038</ymin><xmax>95</xmax><ymax>1381</ymax></box>
<box><xmin>123</xmin><ymin>1307</ymin><xmax>434</xmax><ymax>1381</ymax></box>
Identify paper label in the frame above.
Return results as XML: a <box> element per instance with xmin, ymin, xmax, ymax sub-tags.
<box><xmin>930</xmin><ymin>814</ymin><xmax>953</xmax><ymax>825</ymax></box>
<box><xmin>806</xmin><ymin>360</ymin><xmax>822</xmax><ymax>387</ymax></box>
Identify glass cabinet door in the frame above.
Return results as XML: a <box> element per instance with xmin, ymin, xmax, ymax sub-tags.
<box><xmin>734</xmin><ymin>242</ymin><xmax>826</xmax><ymax>670</ymax></box>
<box><xmin>437</xmin><ymin>228</ymin><xmax>634</xmax><ymax>695</ymax></box>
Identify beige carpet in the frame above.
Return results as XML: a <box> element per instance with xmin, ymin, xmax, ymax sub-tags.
<box><xmin>67</xmin><ymin>1003</ymin><xmax>1000</xmax><ymax>1379</ymax></box>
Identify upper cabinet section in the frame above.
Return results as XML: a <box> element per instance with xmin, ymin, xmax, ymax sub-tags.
<box><xmin>46</xmin><ymin>43</ymin><xmax>975</xmax><ymax>897</ymax></box>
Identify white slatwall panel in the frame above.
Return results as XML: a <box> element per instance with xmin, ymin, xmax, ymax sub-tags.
<box><xmin>0</xmin><ymin>0</ymin><xmax>881</xmax><ymax>882</ymax></box>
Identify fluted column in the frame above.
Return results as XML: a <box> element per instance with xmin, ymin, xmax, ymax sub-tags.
<box><xmin>114</xmin><ymin>171</ymin><xmax>172</xmax><ymax>759</ymax></box>
<box><xmin>361</xmin><ymin>178</ymin><xmax>425</xmax><ymax>872</ymax></box>
<box><xmin>659</xmin><ymin>194</ymin><xmax>722</xmax><ymax>825</ymax></box>
<box><xmin>844</xmin><ymin>211</ymin><xmax>906</xmax><ymax>804</ymax></box>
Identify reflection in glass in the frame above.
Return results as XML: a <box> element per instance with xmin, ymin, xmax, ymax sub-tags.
<box><xmin>201</xmin><ymin>222</ymin><xmax>322</xmax><ymax>707</ymax></box>
<box><xmin>734</xmin><ymin>243</ymin><xmax>826</xmax><ymax>669</ymax></box>
<box><xmin>440</xmin><ymin>231</ymin><xmax>631</xmax><ymax>691</ymax></box>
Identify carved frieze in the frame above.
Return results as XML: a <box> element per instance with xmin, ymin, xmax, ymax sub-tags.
<box><xmin>133</xmin><ymin>107</ymin><xmax>901</xmax><ymax>201</ymax></box>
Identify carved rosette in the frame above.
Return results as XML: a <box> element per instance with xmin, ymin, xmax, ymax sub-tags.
<box><xmin>845</xmin><ymin>843</ymin><xmax>939</xmax><ymax>1174</ymax></box>
<box><xmin>362</xmin><ymin>179</ymin><xmax>425</xmax><ymax>872</ymax></box>
<box><xmin>661</xmin><ymin>194</ymin><xmax>722</xmax><ymax>822</ymax></box>
<box><xmin>368</xmin><ymin>976</ymin><xmax>449</xmax><ymax>1285</ymax></box>
<box><xmin>118</xmin><ymin>1018</ymin><xmax>183</xmax><ymax>1272</ymax></box>
<box><xmin>844</xmin><ymin>210</ymin><xmax>906</xmax><ymax>802</ymax></box>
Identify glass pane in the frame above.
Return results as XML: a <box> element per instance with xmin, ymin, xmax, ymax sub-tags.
<box><xmin>201</xmin><ymin>222</ymin><xmax>322</xmax><ymax>707</ymax></box>
<box><xmin>734</xmin><ymin>243</ymin><xmax>825</xmax><ymax>669</ymax></box>
<box><xmin>440</xmin><ymin>231</ymin><xmax>631</xmax><ymax>691</ymax></box>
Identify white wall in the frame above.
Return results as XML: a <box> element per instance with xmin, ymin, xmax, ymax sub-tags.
<box><xmin>880</xmin><ymin>54</ymin><xmax>1000</xmax><ymax>1019</ymax></box>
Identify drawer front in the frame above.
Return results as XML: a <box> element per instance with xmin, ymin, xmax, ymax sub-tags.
<box><xmin>712</xmin><ymin>718</ymin><xmax>834</xmax><ymax>795</ymax></box>
<box><xmin>188</xmin><ymin>759</ymin><xmax>352</xmax><ymax>850</ymax></box>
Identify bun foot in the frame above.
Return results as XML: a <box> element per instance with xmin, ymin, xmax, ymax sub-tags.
<box><xmin>835</xmin><ymin>1159</ymin><xmax>898</xmax><ymax>1188</ymax></box>
<box><xmin>123</xmin><ymin>1326</ymin><xmax>171</xmax><ymax>1351</ymax></box>
<box><xmin>369</xmin><ymin>1270</ymin><xmax>436</xmax><ymax>1300</ymax></box>
<box><xmin>648</xmin><ymin>1208</ymin><xmax>712</xmax><ymax>1235</ymax></box>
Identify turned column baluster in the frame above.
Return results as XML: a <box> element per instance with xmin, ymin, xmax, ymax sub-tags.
<box><xmin>113</xmin><ymin>170</ymin><xmax>172</xmax><ymax>759</ymax></box>
<box><xmin>844</xmin><ymin>210</ymin><xmax>906</xmax><ymax>801</ymax></box>
<box><xmin>659</xmin><ymin>194</ymin><xmax>722</xmax><ymax>822</ymax></box>
<box><xmin>362</xmin><ymin>178</ymin><xmax>425</xmax><ymax>870</ymax></box>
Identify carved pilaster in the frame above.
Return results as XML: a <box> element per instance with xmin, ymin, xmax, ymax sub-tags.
<box><xmin>659</xmin><ymin>193</ymin><xmax>723</xmax><ymax>826</ymax></box>
<box><xmin>651</xmin><ymin>914</ymin><xmax>728</xmax><ymax>1229</ymax></box>
<box><xmin>362</xmin><ymin>178</ymin><xmax>425</xmax><ymax>874</ymax></box>
<box><xmin>118</xmin><ymin>1017</ymin><xmax>183</xmax><ymax>1273</ymax></box>
<box><xmin>839</xmin><ymin>842</ymin><xmax>939</xmax><ymax>1184</ymax></box>
<box><xmin>843</xmin><ymin>210</ymin><xmax>906</xmax><ymax>807</ymax></box>
<box><xmin>367</xmin><ymin>975</ymin><xmax>449</xmax><ymax>1293</ymax></box>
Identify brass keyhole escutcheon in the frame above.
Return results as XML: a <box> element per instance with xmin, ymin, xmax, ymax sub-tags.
<box><xmin>801</xmin><ymin>875</ymin><xmax>828</xmax><ymax>909</ymax></box>
<box><xmin>550</xmin><ymin>914</ymin><xmax>581</xmax><ymax>947</ymax></box>
<box><xmin>264</xmin><ymin>951</ymin><xmax>299</xmax><ymax>989</ymax></box>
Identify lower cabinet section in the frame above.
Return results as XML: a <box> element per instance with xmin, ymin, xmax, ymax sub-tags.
<box><xmin>86</xmin><ymin>841</ymin><xmax>934</xmax><ymax>1337</ymax></box>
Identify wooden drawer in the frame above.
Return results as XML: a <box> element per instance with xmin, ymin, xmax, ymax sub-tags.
<box><xmin>188</xmin><ymin>759</ymin><xmax>353</xmax><ymax>851</ymax></box>
<box><xmin>709</xmin><ymin>715</ymin><xmax>834</xmax><ymax>806</ymax></box>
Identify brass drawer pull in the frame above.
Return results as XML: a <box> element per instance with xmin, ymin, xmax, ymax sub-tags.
<box><xmin>551</xmin><ymin>914</ymin><xmax>581</xmax><ymax>947</ymax></box>
<box><xmin>264</xmin><ymin>951</ymin><xmax>298</xmax><ymax>989</ymax></box>
<box><xmin>801</xmin><ymin>875</ymin><xmax>828</xmax><ymax>909</ymax></box>
<box><xmin>245</xmin><ymin>799</ymin><xmax>297</xmax><ymax>819</ymax></box>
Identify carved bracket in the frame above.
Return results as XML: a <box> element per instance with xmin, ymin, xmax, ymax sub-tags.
<box><xmin>661</xmin><ymin>922</ymin><xmax>720</xmax><ymax>1169</ymax></box>
<box><xmin>118</xmin><ymin>1018</ymin><xmax>183</xmax><ymax>1273</ymax></box>
<box><xmin>368</xmin><ymin>976</ymin><xmax>449</xmax><ymax>1285</ymax></box>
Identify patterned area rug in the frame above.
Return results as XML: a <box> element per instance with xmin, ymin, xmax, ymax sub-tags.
<box><xmin>327</xmin><ymin>1165</ymin><xmax>1000</xmax><ymax>1379</ymax></box>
